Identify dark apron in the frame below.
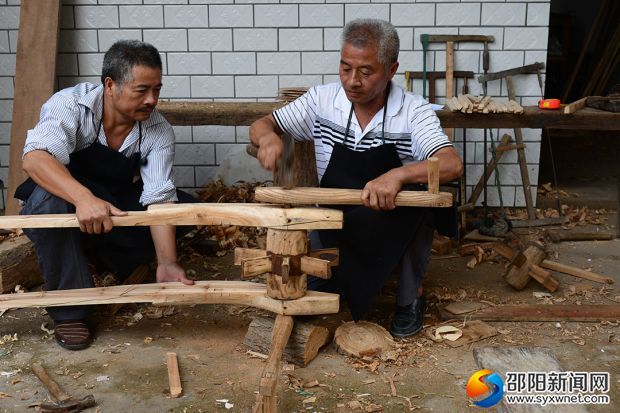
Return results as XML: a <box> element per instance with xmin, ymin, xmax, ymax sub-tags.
<box><xmin>14</xmin><ymin>122</ymin><xmax>158</xmax><ymax>277</ymax></box>
<box><xmin>318</xmin><ymin>141</ymin><xmax>432</xmax><ymax>320</ymax></box>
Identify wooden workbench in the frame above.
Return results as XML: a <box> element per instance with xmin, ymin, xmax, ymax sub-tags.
<box><xmin>157</xmin><ymin>101</ymin><xmax>620</xmax><ymax>130</ymax></box>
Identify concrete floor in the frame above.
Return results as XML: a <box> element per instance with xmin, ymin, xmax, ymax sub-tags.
<box><xmin>0</xmin><ymin>234</ymin><xmax>618</xmax><ymax>413</ymax></box>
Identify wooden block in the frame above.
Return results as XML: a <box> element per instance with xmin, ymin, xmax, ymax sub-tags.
<box><xmin>241</xmin><ymin>256</ymin><xmax>272</xmax><ymax>279</ymax></box>
<box><xmin>334</xmin><ymin>321</ymin><xmax>395</xmax><ymax>358</ymax></box>
<box><xmin>234</xmin><ymin>248</ymin><xmax>267</xmax><ymax>265</ymax></box>
<box><xmin>166</xmin><ymin>352</ymin><xmax>182</xmax><ymax>398</ymax></box>
<box><xmin>300</xmin><ymin>256</ymin><xmax>332</xmax><ymax>279</ymax></box>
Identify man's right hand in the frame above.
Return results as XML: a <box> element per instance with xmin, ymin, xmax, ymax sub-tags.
<box><xmin>75</xmin><ymin>196</ymin><xmax>127</xmax><ymax>234</ymax></box>
<box><xmin>256</xmin><ymin>133</ymin><xmax>284</xmax><ymax>171</ymax></box>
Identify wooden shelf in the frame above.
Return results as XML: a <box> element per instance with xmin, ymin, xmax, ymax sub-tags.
<box><xmin>157</xmin><ymin>101</ymin><xmax>620</xmax><ymax>130</ymax></box>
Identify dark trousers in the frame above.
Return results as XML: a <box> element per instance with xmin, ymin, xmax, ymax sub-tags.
<box><xmin>21</xmin><ymin>185</ymin><xmax>196</xmax><ymax>321</ymax></box>
<box><xmin>308</xmin><ymin>213</ymin><xmax>435</xmax><ymax>307</ymax></box>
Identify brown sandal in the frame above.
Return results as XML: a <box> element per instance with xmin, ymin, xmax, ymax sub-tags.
<box><xmin>54</xmin><ymin>320</ymin><xmax>92</xmax><ymax>350</ymax></box>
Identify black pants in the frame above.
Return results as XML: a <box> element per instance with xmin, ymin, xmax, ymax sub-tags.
<box><xmin>22</xmin><ymin>183</ymin><xmax>197</xmax><ymax>321</ymax></box>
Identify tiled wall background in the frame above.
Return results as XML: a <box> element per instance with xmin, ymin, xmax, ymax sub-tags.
<box><xmin>0</xmin><ymin>0</ymin><xmax>550</xmax><ymax>207</ymax></box>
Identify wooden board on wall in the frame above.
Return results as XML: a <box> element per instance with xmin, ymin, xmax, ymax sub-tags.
<box><xmin>5</xmin><ymin>0</ymin><xmax>61</xmax><ymax>215</ymax></box>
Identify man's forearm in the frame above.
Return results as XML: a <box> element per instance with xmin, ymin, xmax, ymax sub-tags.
<box><xmin>23</xmin><ymin>150</ymin><xmax>94</xmax><ymax>206</ymax></box>
<box><xmin>249</xmin><ymin>115</ymin><xmax>282</xmax><ymax>146</ymax></box>
<box><xmin>395</xmin><ymin>148</ymin><xmax>464</xmax><ymax>186</ymax></box>
<box><xmin>150</xmin><ymin>225</ymin><xmax>177</xmax><ymax>265</ymax></box>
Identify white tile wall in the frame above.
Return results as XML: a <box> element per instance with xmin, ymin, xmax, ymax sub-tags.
<box><xmin>0</xmin><ymin>1</ymin><xmax>552</xmax><ymax>205</ymax></box>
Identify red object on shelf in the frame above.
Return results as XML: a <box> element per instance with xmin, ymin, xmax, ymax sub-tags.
<box><xmin>539</xmin><ymin>99</ymin><xmax>561</xmax><ymax>109</ymax></box>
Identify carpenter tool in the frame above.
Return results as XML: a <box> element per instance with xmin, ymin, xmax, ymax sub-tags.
<box><xmin>246</xmin><ymin>134</ymin><xmax>295</xmax><ymax>189</ymax></box>
<box><xmin>478</xmin><ymin>62</ymin><xmax>546</xmax><ymax>222</ymax></box>
<box><xmin>404</xmin><ymin>71</ymin><xmax>474</xmax><ymax>102</ymax></box>
<box><xmin>420</xmin><ymin>34</ymin><xmax>494</xmax><ymax>100</ymax></box>
<box><xmin>31</xmin><ymin>362</ymin><xmax>96</xmax><ymax>413</ymax></box>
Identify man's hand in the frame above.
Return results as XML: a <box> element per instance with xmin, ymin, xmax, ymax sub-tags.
<box><xmin>256</xmin><ymin>133</ymin><xmax>284</xmax><ymax>171</ymax></box>
<box><xmin>361</xmin><ymin>169</ymin><xmax>404</xmax><ymax>211</ymax></box>
<box><xmin>156</xmin><ymin>262</ymin><xmax>195</xmax><ymax>285</ymax></box>
<box><xmin>74</xmin><ymin>196</ymin><xmax>127</xmax><ymax>234</ymax></box>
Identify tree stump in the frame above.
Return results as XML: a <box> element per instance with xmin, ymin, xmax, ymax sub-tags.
<box><xmin>245</xmin><ymin>316</ymin><xmax>330</xmax><ymax>367</ymax></box>
<box><xmin>334</xmin><ymin>321</ymin><xmax>395</xmax><ymax>358</ymax></box>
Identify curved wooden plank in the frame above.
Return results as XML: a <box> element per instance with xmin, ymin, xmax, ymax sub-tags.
<box><xmin>0</xmin><ymin>204</ymin><xmax>343</xmax><ymax>230</ymax></box>
<box><xmin>0</xmin><ymin>281</ymin><xmax>340</xmax><ymax>315</ymax></box>
<box><xmin>254</xmin><ymin>187</ymin><xmax>453</xmax><ymax>207</ymax></box>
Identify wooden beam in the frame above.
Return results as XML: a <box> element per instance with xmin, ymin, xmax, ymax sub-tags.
<box><xmin>157</xmin><ymin>101</ymin><xmax>620</xmax><ymax>130</ymax></box>
<box><xmin>0</xmin><ymin>281</ymin><xmax>340</xmax><ymax>315</ymax></box>
<box><xmin>254</xmin><ymin>187</ymin><xmax>453</xmax><ymax>207</ymax></box>
<box><xmin>157</xmin><ymin>101</ymin><xmax>282</xmax><ymax>126</ymax></box>
<box><xmin>241</xmin><ymin>256</ymin><xmax>273</xmax><ymax>279</ymax></box>
<box><xmin>0</xmin><ymin>204</ymin><xmax>343</xmax><ymax>230</ymax></box>
<box><xmin>439</xmin><ymin>304</ymin><xmax>620</xmax><ymax>322</ymax></box>
<box><xmin>6</xmin><ymin>0</ymin><xmax>62</xmax><ymax>215</ymax></box>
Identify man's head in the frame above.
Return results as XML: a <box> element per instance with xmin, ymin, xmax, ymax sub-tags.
<box><xmin>101</xmin><ymin>40</ymin><xmax>163</xmax><ymax>122</ymax></box>
<box><xmin>339</xmin><ymin>19</ymin><xmax>400</xmax><ymax>108</ymax></box>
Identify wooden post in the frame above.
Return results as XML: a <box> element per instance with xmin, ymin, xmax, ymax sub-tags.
<box><xmin>505</xmin><ymin>75</ymin><xmax>536</xmax><ymax>220</ymax></box>
<box><xmin>6</xmin><ymin>0</ymin><xmax>62</xmax><ymax>214</ymax></box>
<box><xmin>444</xmin><ymin>41</ymin><xmax>455</xmax><ymax>141</ymax></box>
<box><xmin>253</xmin><ymin>314</ymin><xmax>294</xmax><ymax>413</ymax></box>
<box><xmin>265</xmin><ymin>229</ymin><xmax>308</xmax><ymax>300</ymax></box>
<box><xmin>427</xmin><ymin>157</ymin><xmax>439</xmax><ymax>194</ymax></box>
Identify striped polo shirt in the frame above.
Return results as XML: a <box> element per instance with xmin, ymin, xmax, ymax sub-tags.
<box><xmin>273</xmin><ymin>81</ymin><xmax>451</xmax><ymax>181</ymax></box>
<box><xmin>23</xmin><ymin>82</ymin><xmax>177</xmax><ymax>206</ymax></box>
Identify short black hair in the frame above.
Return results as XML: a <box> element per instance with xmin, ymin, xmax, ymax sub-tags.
<box><xmin>101</xmin><ymin>40</ymin><xmax>162</xmax><ymax>85</ymax></box>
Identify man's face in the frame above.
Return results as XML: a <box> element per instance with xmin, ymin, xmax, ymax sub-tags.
<box><xmin>106</xmin><ymin>65</ymin><xmax>162</xmax><ymax>122</ymax></box>
<box><xmin>339</xmin><ymin>42</ymin><xmax>398</xmax><ymax>107</ymax></box>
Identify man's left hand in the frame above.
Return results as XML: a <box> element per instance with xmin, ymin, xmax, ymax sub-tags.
<box><xmin>361</xmin><ymin>169</ymin><xmax>403</xmax><ymax>211</ymax></box>
<box><xmin>156</xmin><ymin>262</ymin><xmax>195</xmax><ymax>285</ymax></box>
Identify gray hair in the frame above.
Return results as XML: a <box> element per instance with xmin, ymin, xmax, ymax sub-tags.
<box><xmin>341</xmin><ymin>19</ymin><xmax>400</xmax><ymax>68</ymax></box>
<box><xmin>101</xmin><ymin>40</ymin><xmax>162</xmax><ymax>85</ymax></box>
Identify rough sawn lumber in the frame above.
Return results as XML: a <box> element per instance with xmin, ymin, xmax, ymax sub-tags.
<box><xmin>0</xmin><ymin>281</ymin><xmax>339</xmax><ymax>315</ymax></box>
<box><xmin>0</xmin><ymin>204</ymin><xmax>343</xmax><ymax>231</ymax></box>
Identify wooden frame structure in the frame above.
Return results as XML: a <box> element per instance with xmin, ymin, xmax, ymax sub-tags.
<box><xmin>0</xmin><ymin>161</ymin><xmax>449</xmax><ymax>412</ymax></box>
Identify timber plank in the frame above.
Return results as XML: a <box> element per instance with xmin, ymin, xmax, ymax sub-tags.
<box><xmin>439</xmin><ymin>304</ymin><xmax>620</xmax><ymax>322</ymax></box>
<box><xmin>0</xmin><ymin>204</ymin><xmax>343</xmax><ymax>230</ymax></box>
<box><xmin>6</xmin><ymin>0</ymin><xmax>62</xmax><ymax>215</ymax></box>
<box><xmin>0</xmin><ymin>281</ymin><xmax>340</xmax><ymax>315</ymax></box>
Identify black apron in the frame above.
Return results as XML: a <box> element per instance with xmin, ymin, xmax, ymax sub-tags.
<box><xmin>317</xmin><ymin>93</ymin><xmax>436</xmax><ymax>321</ymax></box>
<box><xmin>14</xmin><ymin>119</ymin><xmax>156</xmax><ymax>277</ymax></box>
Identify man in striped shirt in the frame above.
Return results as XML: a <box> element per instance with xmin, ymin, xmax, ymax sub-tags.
<box><xmin>16</xmin><ymin>41</ymin><xmax>194</xmax><ymax>350</ymax></box>
<box><xmin>250</xmin><ymin>19</ymin><xmax>463</xmax><ymax>337</ymax></box>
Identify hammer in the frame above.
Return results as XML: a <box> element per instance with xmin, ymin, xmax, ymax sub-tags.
<box><xmin>246</xmin><ymin>134</ymin><xmax>296</xmax><ymax>189</ymax></box>
<box><xmin>31</xmin><ymin>362</ymin><xmax>96</xmax><ymax>413</ymax></box>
